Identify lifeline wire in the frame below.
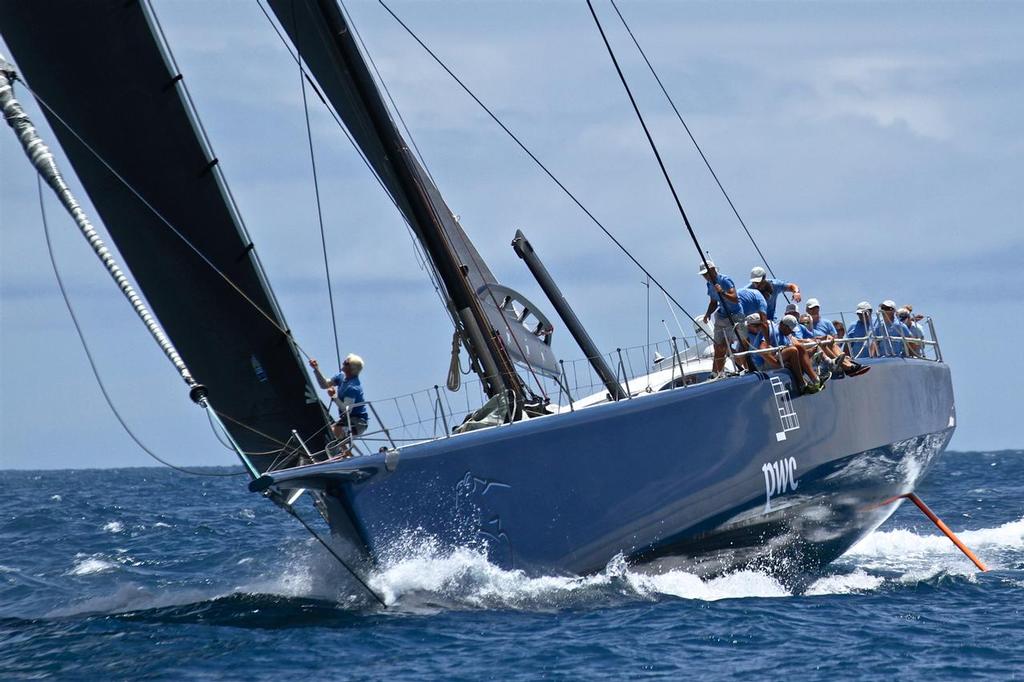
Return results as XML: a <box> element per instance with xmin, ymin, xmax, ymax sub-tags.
<box><xmin>376</xmin><ymin>0</ymin><xmax>709</xmax><ymax>339</ymax></box>
<box><xmin>36</xmin><ymin>176</ymin><xmax>245</xmax><ymax>478</ymax></box>
<box><xmin>609</xmin><ymin>0</ymin><xmax>778</xmax><ymax>279</ymax></box>
<box><xmin>292</xmin><ymin>0</ymin><xmax>342</xmax><ymax>370</ymax></box>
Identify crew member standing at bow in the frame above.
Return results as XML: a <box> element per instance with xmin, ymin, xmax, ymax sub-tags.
<box><xmin>310</xmin><ymin>354</ymin><xmax>369</xmax><ymax>445</ymax></box>
<box><xmin>700</xmin><ymin>260</ymin><xmax>743</xmax><ymax>378</ymax></box>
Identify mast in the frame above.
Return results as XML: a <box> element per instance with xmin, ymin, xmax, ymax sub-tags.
<box><xmin>312</xmin><ymin>0</ymin><xmax>510</xmax><ymax>396</ymax></box>
<box><xmin>269</xmin><ymin>0</ymin><xmax>558</xmax><ymax>400</ymax></box>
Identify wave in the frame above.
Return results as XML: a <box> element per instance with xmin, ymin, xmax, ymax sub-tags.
<box><xmin>844</xmin><ymin>516</ymin><xmax>1024</xmax><ymax>573</ymax></box>
<box><xmin>67</xmin><ymin>556</ymin><xmax>119</xmax><ymax>576</ymax></box>
<box><xmin>40</xmin><ymin>517</ymin><xmax>1021</xmax><ymax>622</ymax></box>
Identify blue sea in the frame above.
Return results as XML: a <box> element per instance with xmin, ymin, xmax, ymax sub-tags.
<box><xmin>1</xmin><ymin>451</ymin><xmax>1022</xmax><ymax>680</ymax></box>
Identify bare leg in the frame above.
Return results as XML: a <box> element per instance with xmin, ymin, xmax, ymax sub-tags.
<box><xmin>781</xmin><ymin>347</ymin><xmax>805</xmax><ymax>390</ymax></box>
<box><xmin>713</xmin><ymin>341</ymin><xmax>726</xmax><ymax>374</ymax></box>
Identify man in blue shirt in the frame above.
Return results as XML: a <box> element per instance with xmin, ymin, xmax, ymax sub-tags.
<box><xmin>700</xmin><ymin>260</ymin><xmax>742</xmax><ymax>377</ymax></box>
<box><xmin>806</xmin><ymin>298</ymin><xmax>837</xmax><ymax>337</ymax></box>
<box><xmin>875</xmin><ymin>300</ymin><xmax>912</xmax><ymax>357</ymax></box>
<box><xmin>846</xmin><ymin>301</ymin><xmax>878</xmax><ymax>359</ymax></box>
<box><xmin>747</xmin><ymin>266</ymin><xmax>802</xmax><ymax>321</ymax></box>
<box><xmin>743</xmin><ymin>314</ymin><xmax>783</xmax><ymax>371</ymax></box>
<box><xmin>898</xmin><ymin>307</ymin><xmax>925</xmax><ymax>357</ymax></box>
<box><xmin>310</xmin><ymin>354</ymin><xmax>369</xmax><ymax>448</ymax></box>
<box><xmin>777</xmin><ymin>315</ymin><xmax>826</xmax><ymax>394</ymax></box>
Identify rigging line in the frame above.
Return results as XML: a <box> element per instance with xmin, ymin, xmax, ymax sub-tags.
<box><xmin>338</xmin><ymin>0</ymin><xmax>438</xmax><ymax>188</ymax></box>
<box><xmin>255</xmin><ymin>0</ymin><xmax>455</xmax><ymax>330</ymax></box>
<box><xmin>336</xmin><ymin>0</ymin><xmax>544</xmax><ymax>396</ymax></box>
<box><xmin>292</xmin><ymin>0</ymin><xmax>342</xmax><ymax>370</ymax></box>
<box><xmin>19</xmin><ymin>79</ymin><xmax>317</xmax><ymax>362</ymax></box>
<box><xmin>608</xmin><ymin>0</ymin><xmax>778</xmax><ymax>280</ymax></box>
<box><xmin>283</xmin><ymin>502</ymin><xmax>388</xmax><ymax>607</ymax></box>
<box><xmin>144</xmin><ymin>0</ymin><xmax>310</xmax><ymax>344</ymax></box>
<box><xmin>36</xmin><ymin>176</ymin><xmax>245</xmax><ymax>478</ymax></box>
<box><xmin>331</xmin><ymin>3</ymin><xmax>546</xmax><ymax>398</ymax></box>
<box><xmin>376</xmin><ymin>0</ymin><xmax>710</xmax><ymax>340</ymax></box>
<box><xmin>205</xmin><ymin>409</ymin><xmax>288</xmax><ymax>456</ymax></box>
<box><xmin>586</xmin><ymin>1</ymin><xmax>711</xmax><ymax>274</ymax></box>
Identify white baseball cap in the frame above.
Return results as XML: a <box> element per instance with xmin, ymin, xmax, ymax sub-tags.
<box><xmin>806</xmin><ymin>298</ymin><xmax>821</xmax><ymax>310</ymax></box>
<box><xmin>698</xmin><ymin>259</ymin><xmax>716</xmax><ymax>275</ymax></box>
<box><xmin>880</xmin><ymin>299</ymin><xmax>897</xmax><ymax>310</ymax></box>
<box><xmin>779</xmin><ymin>314</ymin><xmax>798</xmax><ymax>329</ymax></box>
<box><xmin>745</xmin><ymin>313</ymin><xmax>762</xmax><ymax>324</ymax></box>
<box><xmin>856</xmin><ymin>301</ymin><xmax>872</xmax><ymax>313</ymax></box>
<box><xmin>749</xmin><ymin>266</ymin><xmax>767</xmax><ymax>283</ymax></box>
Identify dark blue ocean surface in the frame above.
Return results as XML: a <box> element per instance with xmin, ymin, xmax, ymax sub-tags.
<box><xmin>1</xmin><ymin>451</ymin><xmax>1022</xmax><ymax>680</ymax></box>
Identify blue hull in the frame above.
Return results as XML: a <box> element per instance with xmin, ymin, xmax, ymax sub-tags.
<box><xmin>262</xmin><ymin>358</ymin><xmax>954</xmax><ymax>577</ymax></box>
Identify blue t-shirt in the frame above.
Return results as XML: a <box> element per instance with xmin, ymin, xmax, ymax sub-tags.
<box><xmin>846</xmin><ymin>318</ymin><xmax>874</xmax><ymax>359</ymax></box>
<box><xmin>812</xmin><ymin>318</ymin><xmax>837</xmax><ymax>337</ymax></box>
<box><xmin>746</xmin><ymin>278</ymin><xmax>791</xmax><ymax>320</ymax></box>
<box><xmin>747</xmin><ymin>323</ymin><xmax>782</xmax><ymax>368</ymax></box>
<box><xmin>737</xmin><ymin>288</ymin><xmax>768</xmax><ymax>318</ymax></box>
<box><xmin>795</xmin><ymin>324</ymin><xmax>815</xmax><ymax>340</ymax></box>
<box><xmin>331</xmin><ymin>373</ymin><xmax>369</xmax><ymax>421</ymax></box>
<box><xmin>707</xmin><ymin>274</ymin><xmax>742</xmax><ymax>319</ymax></box>
<box><xmin>874</xmin><ymin>320</ymin><xmax>912</xmax><ymax>357</ymax></box>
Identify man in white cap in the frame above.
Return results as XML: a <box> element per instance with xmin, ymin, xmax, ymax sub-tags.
<box><xmin>875</xmin><ymin>300</ymin><xmax>912</xmax><ymax>357</ymax></box>
<box><xmin>898</xmin><ymin>307</ymin><xmax>925</xmax><ymax>357</ymax></box>
<box><xmin>846</xmin><ymin>302</ymin><xmax>877</xmax><ymax>359</ymax></box>
<box><xmin>310</xmin><ymin>353</ymin><xmax>369</xmax><ymax>447</ymax></box>
<box><xmin>802</xmin><ymin>301</ymin><xmax>870</xmax><ymax>377</ymax></box>
<box><xmin>700</xmin><ymin>260</ymin><xmax>743</xmax><ymax>377</ymax></box>
<box><xmin>747</xmin><ymin>266</ymin><xmax>801</xmax><ymax>321</ymax></box>
<box><xmin>777</xmin><ymin>314</ymin><xmax>826</xmax><ymax>394</ymax></box>
<box><xmin>806</xmin><ymin>298</ymin><xmax>837</xmax><ymax>338</ymax></box>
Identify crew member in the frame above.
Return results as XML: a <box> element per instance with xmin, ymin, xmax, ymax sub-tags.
<box><xmin>700</xmin><ymin>260</ymin><xmax>743</xmax><ymax>377</ymax></box>
<box><xmin>747</xmin><ymin>266</ymin><xmax>801</xmax><ymax>321</ymax></box>
<box><xmin>310</xmin><ymin>354</ymin><xmax>369</xmax><ymax>444</ymax></box>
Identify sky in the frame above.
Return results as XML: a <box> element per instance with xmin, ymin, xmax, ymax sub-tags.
<box><xmin>2</xmin><ymin>1</ymin><xmax>1022</xmax><ymax>470</ymax></box>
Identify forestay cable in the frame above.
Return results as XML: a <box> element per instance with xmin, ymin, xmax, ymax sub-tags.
<box><xmin>36</xmin><ymin>177</ymin><xmax>245</xmax><ymax>478</ymax></box>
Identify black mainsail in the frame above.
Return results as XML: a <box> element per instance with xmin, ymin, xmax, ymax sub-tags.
<box><xmin>0</xmin><ymin>1</ymin><xmax>326</xmax><ymax>465</ymax></box>
<box><xmin>267</xmin><ymin>0</ymin><xmax>561</xmax><ymax>393</ymax></box>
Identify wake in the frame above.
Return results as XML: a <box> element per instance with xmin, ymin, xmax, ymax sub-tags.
<box><xmin>46</xmin><ymin>516</ymin><xmax>1023</xmax><ymax>620</ymax></box>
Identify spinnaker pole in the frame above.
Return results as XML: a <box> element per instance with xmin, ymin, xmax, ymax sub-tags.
<box><xmin>0</xmin><ymin>57</ymin><xmax>259</xmax><ymax>479</ymax></box>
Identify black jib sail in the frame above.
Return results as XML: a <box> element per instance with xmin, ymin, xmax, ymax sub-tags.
<box><xmin>267</xmin><ymin>0</ymin><xmax>561</xmax><ymax>386</ymax></box>
<box><xmin>0</xmin><ymin>1</ymin><xmax>327</xmax><ymax>467</ymax></box>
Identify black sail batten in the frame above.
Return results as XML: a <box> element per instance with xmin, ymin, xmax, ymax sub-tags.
<box><xmin>267</xmin><ymin>0</ymin><xmax>560</xmax><ymax>389</ymax></box>
<box><xmin>0</xmin><ymin>1</ymin><xmax>327</xmax><ymax>467</ymax></box>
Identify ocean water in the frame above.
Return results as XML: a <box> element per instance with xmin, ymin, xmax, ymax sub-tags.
<box><xmin>1</xmin><ymin>451</ymin><xmax>1022</xmax><ymax>680</ymax></box>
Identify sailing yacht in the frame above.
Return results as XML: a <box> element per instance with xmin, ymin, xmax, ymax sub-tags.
<box><xmin>0</xmin><ymin>1</ymin><xmax>955</xmax><ymax>584</ymax></box>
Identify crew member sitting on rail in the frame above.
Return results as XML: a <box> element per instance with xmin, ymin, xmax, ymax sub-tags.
<box><xmin>806</xmin><ymin>299</ymin><xmax>836</xmax><ymax>337</ymax></box>
<box><xmin>310</xmin><ymin>354</ymin><xmax>369</xmax><ymax>444</ymax></box>
<box><xmin>797</xmin><ymin>301</ymin><xmax>870</xmax><ymax>377</ymax></box>
<box><xmin>747</xmin><ymin>266</ymin><xmax>801</xmax><ymax>321</ymax></box>
<box><xmin>898</xmin><ymin>307</ymin><xmax>925</xmax><ymax>357</ymax></box>
<box><xmin>778</xmin><ymin>314</ymin><xmax>826</xmax><ymax>394</ymax></box>
<box><xmin>700</xmin><ymin>260</ymin><xmax>743</xmax><ymax>378</ymax></box>
<box><xmin>847</xmin><ymin>301</ymin><xmax>878</xmax><ymax>359</ymax></box>
<box><xmin>875</xmin><ymin>300</ymin><xmax>912</xmax><ymax>357</ymax></box>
